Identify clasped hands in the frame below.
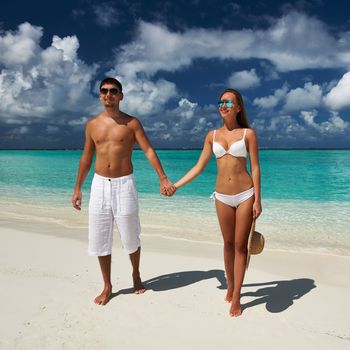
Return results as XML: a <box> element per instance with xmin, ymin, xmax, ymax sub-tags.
<box><xmin>160</xmin><ymin>177</ymin><xmax>177</xmax><ymax>197</ymax></box>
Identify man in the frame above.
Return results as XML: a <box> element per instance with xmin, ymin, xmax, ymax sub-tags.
<box><xmin>72</xmin><ymin>77</ymin><xmax>175</xmax><ymax>305</ymax></box>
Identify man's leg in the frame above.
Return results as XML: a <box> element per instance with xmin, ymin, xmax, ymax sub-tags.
<box><xmin>94</xmin><ymin>254</ymin><xmax>112</xmax><ymax>305</ymax></box>
<box><xmin>115</xmin><ymin>175</ymin><xmax>145</xmax><ymax>294</ymax></box>
<box><xmin>129</xmin><ymin>247</ymin><xmax>145</xmax><ymax>294</ymax></box>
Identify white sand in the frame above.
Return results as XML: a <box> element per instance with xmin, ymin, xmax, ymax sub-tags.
<box><xmin>1</xmin><ymin>226</ymin><xmax>350</xmax><ymax>350</ymax></box>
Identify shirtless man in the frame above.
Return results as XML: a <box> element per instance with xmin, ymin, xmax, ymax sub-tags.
<box><xmin>72</xmin><ymin>77</ymin><xmax>175</xmax><ymax>305</ymax></box>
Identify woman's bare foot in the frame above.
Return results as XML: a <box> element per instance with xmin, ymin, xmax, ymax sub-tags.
<box><xmin>94</xmin><ymin>284</ymin><xmax>112</xmax><ymax>305</ymax></box>
<box><xmin>133</xmin><ymin>275</ymin><xmax>145</xmax><ymax>294</ymax></box>
<box><xmin>225</xmin><ymin>285</ymin><xmax>233</xmax><ymax>302</ymax></box>
<box><xmin>229</xmin><ymin>299</ymin><xmax>242</xmax><ymax>317</ymax></box>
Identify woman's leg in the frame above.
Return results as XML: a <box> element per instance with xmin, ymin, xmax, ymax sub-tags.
<box><xmin>230</xmin><ymin>195</ymin><xmax>254</xmax><ymax>316</ymax></box>
<box><xmin>215</xmin><ymin>199</ymin><xmax>236</xmax><ymax>303</ymax></box>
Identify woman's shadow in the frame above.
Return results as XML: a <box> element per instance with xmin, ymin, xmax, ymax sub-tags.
<box><xmin>241</xmin><ymin>278</ymin><xmax>316</xmax><ymax>313</ymax></box>
<box><xmin>111</xmin><ymin>271</ymin><xmax>316</xmax><ymax>313</ymax></box>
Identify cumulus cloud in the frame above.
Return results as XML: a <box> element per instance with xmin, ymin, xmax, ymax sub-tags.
<box><xmin>93</xmin><ymin>2</ymin><xmax>120</xmax><ymax>27</ymax></box>
<box><xmin>46</xmin><ymin>125</ymin><xmax>60</xmax><ymax>134</ymax></box>
<box><xmin>251</xmin><ymin>109</ymin><xmax>349</xmax><ymax>147</ymax></box>
<box><xmin>171</xmin><ymin>102</ymin><xmax>217</xmax><ymax>142</ymax></box>
<box><xmin>115</xmin><ymin>76</ymin><xmax>178</xmax><ymax>116</ymax></box>
<box><xmin>300</xmin><ymin>110</ymin><xmax>349</xmax><ymax>134</ymax></box>
<box><xmin>52</xmin><ymin>35</ymin><xmax>79</xmax><ymax>61</ymax></box>
<box><xmin>266</xmin><ymin>115</ymin><xmax>305</xmax><ymax>134</ymax></box>
<box><xmin>113</xmin><ymin>12</ymin><xmax>350</xmax><ymax>79</ymax></box>
<box><xmin>324</xmin><ymin>71</ymin><xmax>350</xmax><ymax>110</ymax></box>
<box><xmin>1</xmin><ymin>14</ymin><xmax>349</xmax><ymax>149</ymax></box>
<box><xmin>0</xmin><ymin>22</ymin><xmax>99</xmax><ymax>126</ymax></box>
<box><xmin>251</xmin><ymin>114</ymin><xmax>306</xmax><ymax>146</ymax></box>
<box><xmin>253</xmin><ymin>82</ymin><xmax>323</xmax><ymax>112</ymax></box>
<box><xmin>283</xmin><ymin>82</ymin><xmax>322</xmax><ymax>111</ymax></box>
<box><xmin>178</xmin><ymin>98</ymin><xmax>198</xmax><ymax>119</ymax></box>
<box><xmin>14</xmin><ymin>126</ymin><xmax>30</xmax><ymax>135</ymax></box>
<box><xmin>0</xmin><ymin>22</ymin><xmax>41</xmax><ymax>67</ymax></box>
<box><xmin>253</xmin><ymin>85</ymin><xmax>288</xmax><ymax>109</ymax></box>
<box><xmin>139</xmin><ymin>98</ymin><xmax>217</xmax><ymax>146</ymax></box>
<box><xmin>227</xmin><ymin>69</ymin><xmax>260</xmax><ymax>89</ymax></box>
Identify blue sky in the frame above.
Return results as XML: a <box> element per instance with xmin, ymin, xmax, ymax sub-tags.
<box><xmin>1</xmin><ymin>0</ymin><xmax>350</xmax><ymax>149</ymax></box>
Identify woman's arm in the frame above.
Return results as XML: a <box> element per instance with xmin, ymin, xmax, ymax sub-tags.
<box><xmin>247</xmin><ymin>128</ymin><xmax>262</xmax><ymax>219</ymax></box>
<box><xmin>174</xmin><ymin>131</ymin><xmax>213</xmax><ymax>189</ymax></box>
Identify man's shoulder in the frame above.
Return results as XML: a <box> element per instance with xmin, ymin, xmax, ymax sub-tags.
<box><xmin>87</xmin><ymin>114</ymin><xmax>101</xmax><ymax>125</ymax></box>
<box><xmin>85</xmin><ymin>115</ymin><xmax>98</xmax><ymax>130</ymax></box>
<box><xmin>122</xmin><ymin>113</ymin><xmax>141</xmax><ymax>128</ymax></box>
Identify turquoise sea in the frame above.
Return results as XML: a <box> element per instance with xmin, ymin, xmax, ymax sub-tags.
<box><xmin>1</xmin><ymin>150</ymin><xmax>350</xmax><ymax>255</ymax></box>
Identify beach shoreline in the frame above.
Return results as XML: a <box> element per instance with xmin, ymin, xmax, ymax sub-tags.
<box><xmin>1</xmin><ymin>222</ymin><xmax>350</xmax><ymax>349</ymax></box>
<box><xmin>1</xmin><ymin>205</ymin><xmax>350</xmax><ymax>257</ymax></box>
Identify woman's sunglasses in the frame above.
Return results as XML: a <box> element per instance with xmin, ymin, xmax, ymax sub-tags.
<box><xmin>217</xmin><ymin>100</ymin><xmax>235</xmax><ymax>108</ymax></box>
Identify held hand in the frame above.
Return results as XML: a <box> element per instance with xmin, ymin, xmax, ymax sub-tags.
<box><xmin>253</xmin><ymin>200</ymin><xmax>262</xmax><ymax>219</ymax></box>
<box><xmin>160</xmin><ymin>178</ymin><xmax>177</xmax><ymax>197</ymax></box>
<box><xmin>72</xmin><ymin>190</ymin><xmax>82</xmax><ymax>210</ymax></box>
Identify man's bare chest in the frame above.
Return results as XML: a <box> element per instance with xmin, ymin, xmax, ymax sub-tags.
<box><xmin>92</xmin><ymin>124</ymin><xmax>134</xmax><ymax>146</ymax></box>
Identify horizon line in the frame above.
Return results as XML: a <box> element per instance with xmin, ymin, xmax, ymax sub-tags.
<box><xmin>1</xmin><ymin>148</ymin><xmax>350</xmax><ymax>151</ymax></box>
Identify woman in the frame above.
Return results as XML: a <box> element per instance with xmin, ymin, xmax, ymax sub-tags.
<box><xmin>174</xmin><ymin>88</ymin><xmax>262</xmax><ymax>317</ymax></box>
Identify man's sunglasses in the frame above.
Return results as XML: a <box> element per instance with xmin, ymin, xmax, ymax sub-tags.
<box><xmin>100</xmin><ymin>88</ymin><xmax>121</xmax><ymax>95</ymax></box>
<box><xmin>217</xmin><ymin>100</ymin><xmax>235</xmax><ymax>108</ymax></box>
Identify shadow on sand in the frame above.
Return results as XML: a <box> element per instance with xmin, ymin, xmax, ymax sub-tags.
<box><xmin>110</xmin><ymin>269</ymin><xmax>226</xmax><ymax>299</ymax></box>
<box><xmin>241</xmin><ymin>278</ymin><xmax>316</xmax><ymax>313</ymax></box>
<box><xmin>110</xmin><ymin>270</ymin><xmax>316</xmax><ymax>314</ymax></box>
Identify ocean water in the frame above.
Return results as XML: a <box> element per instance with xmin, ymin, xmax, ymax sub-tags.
<box><xmin>0</xmin><ymin>150</ymin><xmax>349</xmax><ymax>255</ymax></box>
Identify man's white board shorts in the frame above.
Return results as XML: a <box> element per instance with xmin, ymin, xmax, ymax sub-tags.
<box><xmin>88</xmin><ymin>173</ymin><xmax>141</xmax><ymax>256</ymax></box>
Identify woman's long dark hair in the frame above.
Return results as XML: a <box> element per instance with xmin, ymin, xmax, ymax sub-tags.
<box><xmin>219</xmin><ymin>88</ymin><xmax>250</xmax><ymax>128</ymax></box>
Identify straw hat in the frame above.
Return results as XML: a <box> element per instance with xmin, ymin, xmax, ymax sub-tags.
<box><xmin>246</xmin><ymin>219</ymin><xmax>265</xmax><ymax>269</ymax></box>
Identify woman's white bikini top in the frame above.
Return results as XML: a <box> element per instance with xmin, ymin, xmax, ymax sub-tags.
<box><xmin>212</xmin><ymin>129</ymin><xmax>247</xmax><ymax>158</ymax></box>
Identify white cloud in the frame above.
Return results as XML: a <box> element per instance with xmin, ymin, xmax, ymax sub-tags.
<box><xmin>113</xmin><ymin>12</ymin><xmax>350</xmax><ymax>79</ymax></box>
<box><xmin>93</xmin><ymin>2</ymin><xmax>119</xmax><ymax>27</ymax></box>
<box><xmin>0</xmin><ymin>22</ymin><xmax>41</xmax><ymax>67</ymax></box>
<box><xmin>0</xmin><ymin>23</ymin><xmax>99</xmax><ymax>125</ymax></box>
<box><xmin>251</xmin><ymin>114</ymin><xmax>306</xmax><ymax>144</ymax></box>
<box><xmin>258</xmin><ymin>12</ymin><xmax>338</xmax><ymax>71</ymax></box>
<box><xmin>67</xmin><ymin>117</ymin><xmax>89</xmax><ymax>126</ymax></box>
<box><xmin>324</xmin><ymin>71</ymin><xmax>350</xmax><ymax>110</ymax></box>
<box><xmin>300</xmin><ymin>110</ymin><xmax>349</xmax><ymax>134</ymax></box>
<box><xmin>52</xmin><ymin>35</ymin><xmax>79</xmax><ymax>61</ymax></box>
<box><xmin>227</xmin><ymin>69</ymin><xmax>260</xmax><ymax>89</ymax></box>
<box><xmin>1</xmin><ymin>16</ymin><xmax>349</xmax><ymax>148</ymax></box>
<box><xmin>46</xmin><ymin>125</ymin><xmax>60</xmax><ymax>134</ymax></box>
<box><xmin>167</xmin><ymin>103</ymin><xmax>218</xmax><ymax>143</ymax></box>
<box><xmin>283</xmin><ymin>82</ymin><xmax>322</xmax><ymax>112</ymax></box>
<box><xmin>253</xmin><ymin>85</ymin><xmax>288</xmax><ymax>109</ymax></box>
<box><xmin>178</xmin><ymin>98</ymin><xmax>198</xmax><ymax>119</ymax></box>
<box><xmin>14</xmin><ymin>126</ymin><xmax>29</xmax><ymax>134</ymax></box>
<box><xmin>116</xmin><ymin>76</ymin><xmax>178</xmax><ymax>116</ymax></box>
<box><xmin>267</xmin><ymin>115</ymin><xmax>305</xmax><ymax>134</ymax></box>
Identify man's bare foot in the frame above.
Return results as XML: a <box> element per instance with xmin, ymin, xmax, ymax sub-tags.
<box><xmin>94</xmin><ymin>284</ymin><xmax>112</xmax><ymax>305</ymax></box>
<box><xmin>229</xmin><ymin>299</ymin><xmax>242</xmax><ymax>317</ymax></box>
<box><xmin>133</xmin><ymin>275</ymin><xmax>145</xmax><ymax>294</ymax></box>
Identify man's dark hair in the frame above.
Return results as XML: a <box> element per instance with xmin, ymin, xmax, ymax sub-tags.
<box><xmin>99</xmin><ymin>77</ymin><xmax>123</xmax><ymax>92</ymax></box>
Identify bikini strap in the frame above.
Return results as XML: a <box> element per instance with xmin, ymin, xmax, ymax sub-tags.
<box><xmin>243</xmin><ymin>128</ymin><xmax>247</xmax><ymax>139</ymax></box>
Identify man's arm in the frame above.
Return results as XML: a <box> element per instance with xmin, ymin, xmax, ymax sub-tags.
<box><xmin>72</xmin><ymin>121</ymin><xmax>95</xmax><ymax>210</ymax></box>
<box><xmin>131</xmin><ymin>118</ymin><xmax>175</xmax><ymax>196</ymax></box>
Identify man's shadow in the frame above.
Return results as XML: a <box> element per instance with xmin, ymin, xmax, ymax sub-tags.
<box><xmin>241</xmin><ymin>278</ymin><xmax>316</xmax><ymax>313</ymax></box>
<box><xmin>111</xmin><ymin>269</ymin><xmax>227</xmax><ymax>298</ymax></box>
